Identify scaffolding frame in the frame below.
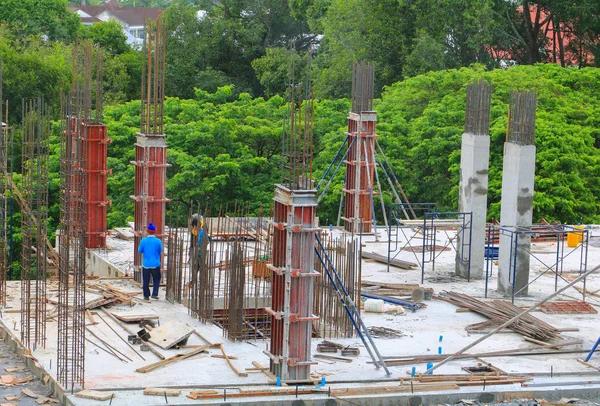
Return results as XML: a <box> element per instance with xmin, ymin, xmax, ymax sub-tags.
<box><xmin>387</xmin><ymin>203</ymin><xmax>473</xmax><ymax>282</ymax></box>
<box><xmin>485</xmin><ymin>224</ymin><xmax>590</xmax><ymax>303</ymax></box>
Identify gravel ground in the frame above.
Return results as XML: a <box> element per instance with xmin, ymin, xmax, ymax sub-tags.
<box><xmin>0</xmin><ymin>334</ymin><xmax>58</xmax><ymax>405</ymax></box>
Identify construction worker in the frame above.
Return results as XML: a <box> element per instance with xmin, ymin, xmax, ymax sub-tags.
<box><xmin>190</xmin><ymin>214</ymin><xmax>210</xmax><ymax>268</ymax></box>
<box><xmin>138</xmin><ymin>222</ymin><xmax>162</xmax><ymax>301</ymax></box>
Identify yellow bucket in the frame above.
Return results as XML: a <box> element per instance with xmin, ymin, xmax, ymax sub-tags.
<box><xmin>567</xmin><ymin>225</ymin><xmax>584</xmax><ymax>248</ymax></box>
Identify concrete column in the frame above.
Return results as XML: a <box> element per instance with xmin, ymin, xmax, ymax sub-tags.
<box><xmin>456</xmin><ymin>134</ymin><xmax>490</xmax><ymax>279</ymax></box>
<box><xmin>497</xmin><ymin>91</ymin><xmax>537</xmax><ymax>296</ymax></box>
<box><xmin>456</xmin><ymin>80</ymin><xmax>491</xmax><ymax>280</ymax></box>
<box><xmin>497</xmin><ymin>142</ymin><xmax>536</xmax><ymax>294</ymax></box>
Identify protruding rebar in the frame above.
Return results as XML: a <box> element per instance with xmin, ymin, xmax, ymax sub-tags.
<box><xmin>465</xmin><ymin>79</ymin><xmax>492</xmax><ymax>136</ymax></box>
<box><xmin>508</xmin><ymin>90</ymin><xmax>537</xmax><ymax>145</ymax></box>
<box><xmin>281</xmin><ymin>44</ymin><xmax>314</xmax><ymax>190</ymax></box>
<box><xmin>351</xmin><ymin>61</ymin><xmax>374</xmax><ymax>113</ymax></box>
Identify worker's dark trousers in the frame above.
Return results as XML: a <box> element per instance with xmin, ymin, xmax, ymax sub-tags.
<box><xmin>142</xmin><ymin>266</ymin><xmax>161</xmax><ymax>298</ymax></box>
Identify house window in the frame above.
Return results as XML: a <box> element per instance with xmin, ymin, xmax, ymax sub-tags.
<box><xmin>129</xmin><ymin>28</ymin><xmax>144</xmax><ymax>39</ymax></box>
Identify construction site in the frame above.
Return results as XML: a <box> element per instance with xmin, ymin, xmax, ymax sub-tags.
<box><xmin>0</xmin><ymin>17</ymin><xmax>600</xmax><ymax>406</ymax></box>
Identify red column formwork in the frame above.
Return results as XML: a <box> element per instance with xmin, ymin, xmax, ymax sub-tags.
<box><xmin>266</xmin><ymin>185</ymin><xmax>319</xmax><ymax>380</ymax></box>
<box><xmin>131</xmin><ymin>134</ymin><xmax>170</xmax><ymax>278</ymax></box>
<box><xmin>343</xmin><ymin>111</ymin><xmax>378</xmax><ymax>234</ymax></box>
<box><xmin>84</xmin><ymin>123</ymin><xmax>110</xmax><ymax>248</ymax></box>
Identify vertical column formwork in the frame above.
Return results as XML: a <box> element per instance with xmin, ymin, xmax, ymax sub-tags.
<box><xmin>343</xmin><ymin>61</ymin><xmax>376</xmax><ymax>234</ymax></box>
<box><xmin>267</xmin><ymin>185</ymin><xmax>319</xmax><ymax>380</ymax></box>
<box><xmin>498</xmin><ymin>91</ymin><xmax>537</xmax><ymax>296</ymax></box>
<box><xmin>85</xmin><ymin>123</ymin><xmax>109</xmax><ymax>248</ymax></box>
<box><xmin>343</xmin><ymin>112</ymin><xmax>377</xmax><ymax>233</ymax></box>
<box><xmin>132</xmin><ymin>18</ymin><xmax>168</xmax><ymax>281</ymax></box>
<box><xmin>132</xmin><ymin>136</ymin><xmax>169</xmax><ymax>277</ymax></box>
<box><xmin>456</xmin><ymin>80</ymin><xmax>492</xmax><ymax>280</ymax></box>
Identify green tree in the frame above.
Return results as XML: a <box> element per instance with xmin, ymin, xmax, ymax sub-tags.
<box><xmin>80</xmin><ymin>21</ymin><xmax>130</xmax><ymax>55</ymax></box>
<box><xmin>163</xmin><ymin>1</ymin><xmax>312</xmax><ymax>99</ymax></box>
<box><xmin>0</xmin><ymin>0</ymin><xmax>80</xmax><ymax>42</ymax></box>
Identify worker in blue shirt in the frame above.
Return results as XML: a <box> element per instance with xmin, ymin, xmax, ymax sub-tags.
<box><xmin>191</xmin><ymin>214</ymin><xmax>209</xmax><ymax>252</ymax></box>
<box><xmin>138</xmin><ymin>222</ymin><xmax>162</xmax><ymax>301</ymax></box>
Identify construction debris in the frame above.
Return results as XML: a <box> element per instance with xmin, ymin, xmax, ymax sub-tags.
<box><xmin>362</xmin><ymin>251</ymin><xmax>418</xmax><ymax>270</ymax></box>
<box><xmin>539</xmin><ymin>301</ymin><xmax>597</xmax><ymax>314</ymax></box>
<box><xmin>135</xmin><ymin>346</ymin><xmax>209</xmax><ymax>373</ymax></box>
<box><xmin>143</xmin><ymin>387</ymin><xmax>181</xmax><ymax>396</ymax></box>
<box><xmin>316</xmin><ymin>340</ymin><xmax>359</xmax><ymax>356</ymax></box>
<box><xmin>405</xmin><ymin>374</ymin><xmax>530</xmax><ymax>387</ymax></box>
<box><xmin>148</xmin><ymin>321</ymin><xmax>194</xmax><ymax>350</ymax></box>
<box><xmin>437</xmin><ymin>291</ymin><xmax>561</xmax><ymax>341</ymax></box>
<box><xmin>314</xmin><ymin>354</ymin><xmax>353</xmax><ymax>363</ymax></box>
<box><xmin>367</xmin><ymin>326</ymin><xmax>404</xmax><ymax>338</ymax></box>
<box><xmin>74</xmin><ymin>390</ymin><xmax>115</xmax><ymax>401</ymax></box>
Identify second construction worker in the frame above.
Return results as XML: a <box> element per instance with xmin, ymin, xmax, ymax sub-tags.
<box><xmin>191</xmin><ymin>214</ymin><xmax>209</xmax><ymax>254</ymax></box>
<box><xmin>138</xmin><ymin>222</ymin><xmax>162</xmax><ymax>301</ymax></box>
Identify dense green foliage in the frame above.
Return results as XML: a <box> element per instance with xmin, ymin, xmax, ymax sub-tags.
<box><xmin>373</xmin><ymin>64</ymin><xmax>600</xmax><ymax>223</ymax></box>
<box><xmin>103</xmin><ymin>86</ymin><xmax>349</xmax><ymax>227</ymax></box>
<box><xmin>100</xmin><ymin>65</ymin><xmax>600</xmax><ymax>228</ymax></box>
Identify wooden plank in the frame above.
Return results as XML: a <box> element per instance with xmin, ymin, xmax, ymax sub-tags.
<box><xmin>314</xmin><ymin>354</ymin><xmax>352</xmax><ymax>363</ymax></box>
<box><xmin>143</xmin><ymin>387</ymin><xmax>181</xmax><ymax>396</ymax></box>
<box><xmin>523</xmin><ymin>337</ymin><xmax>582</xmax><ymax>349</ymax></box>
<box><xmin>211</xmin><ymin>354</ymin><xmax>238</xmax><ymax>360</ymax></box>
<box><xmin>86</xmin><ymin>310</ymin><xmax>98</xmax><ymax>325</ymax></box>
<box><xmin>111</xmin><ymin>312</ymin><xmax>160</xmax><ymax>323</ymax></box>
<box><xmin>576</xmin><ymin>358</ymin><xmax>600</xmax><ymax>371</ymax></box>
<box><xmin>361</xmin><ymin>251</ymin><xmax>418</xmax><ymax>269</ymax></box>
<box><xmin>219</xmin><ymin>344</ymin><xmax>248</xmax><ymax>377</ymax></box>
<box><xmin>136</xmin><ymin>346</ymin><xmax>209</xmax><ymax>373</ymax></box>
<box><xmin>74</xmin><ymin>390</ymin><xmax>115</xmax><ymax>401</ymax></box>
<box><xmin>148</xmin><ymin>321</ymin><xmax>194</xmax><ymax>350</ymax></box>
<box><xmin>253</xmin><ymin>361</ymin><xmax>276</xmax><ymax>380</ymax></box>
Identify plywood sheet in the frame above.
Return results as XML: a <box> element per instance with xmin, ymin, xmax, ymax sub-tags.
<box><xmin>148</xmin><ymin>321</ymin><xmax>194</xmax><ymax>350</ymax></box>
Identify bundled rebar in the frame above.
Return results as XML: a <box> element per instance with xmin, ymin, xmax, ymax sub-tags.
<box><xmin>20</xmin><ymin>97</ymin><xmax>49</xmax><ymax>351</ymax></box>
<box><xmin>508</xmin><ymin>90</ymin><xmax>537</xmax><ymax>146</ymax></box>
<box><xmin>464</xmin><ymin>79</ymin><xmax>492</xmax><ymax>136</ymax></box>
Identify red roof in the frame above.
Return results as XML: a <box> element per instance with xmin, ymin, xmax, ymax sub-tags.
<box><xmin>68</xmin><ymin>2</ymin><xmax>162</xmax><ymax>27</ymax></box>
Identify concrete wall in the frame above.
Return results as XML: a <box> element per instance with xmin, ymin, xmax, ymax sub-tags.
<box><xmin>498</xmin><ymin>142</ymin><xmax>536</xmax><ymax>295</ymax></box>
<box><xmin>456</xmin><ymin>133</ymin><xmax>490</xmax><ymax>279</ymax></box>
<box><xmin>86</xmin><ymin>249</ymin><xmax>126</xmax><ymax>278</ymax></box>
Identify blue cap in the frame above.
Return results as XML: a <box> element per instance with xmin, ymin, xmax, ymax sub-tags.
<box><xmin>147</xmin><ymin>222</ymin><xmax>156</xmax><ymax>232</ymax></box>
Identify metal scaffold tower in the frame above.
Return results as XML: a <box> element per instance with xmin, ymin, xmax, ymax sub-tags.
<box><xmin>132</xmin><ymin>17</ymin><xmax>169</xmax><ymax>283</ymax></box>
<box><xmin>317</xmin><ymin>61</ymin><xmax>415</xmax><ymax>235</ymax></box>
<box><xmin>266</xmin><ymin>48</ymin><xmax>319</xmax><ymax>380</ymax></box>
<box><xmin>20</xmin><ymin>97</ymin><xmax>50</xmax><ymax>350</ymax></box>
<box><xmin>57</xmin><ymin>42</ymin><xmax>98</xmax><ymax>390</ymax></box>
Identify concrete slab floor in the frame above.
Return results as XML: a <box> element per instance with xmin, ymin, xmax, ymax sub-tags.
<box><xmin>1</xmin><ymin>226</ymin><xmax>600</xmax><ymax>405</ymax></box>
